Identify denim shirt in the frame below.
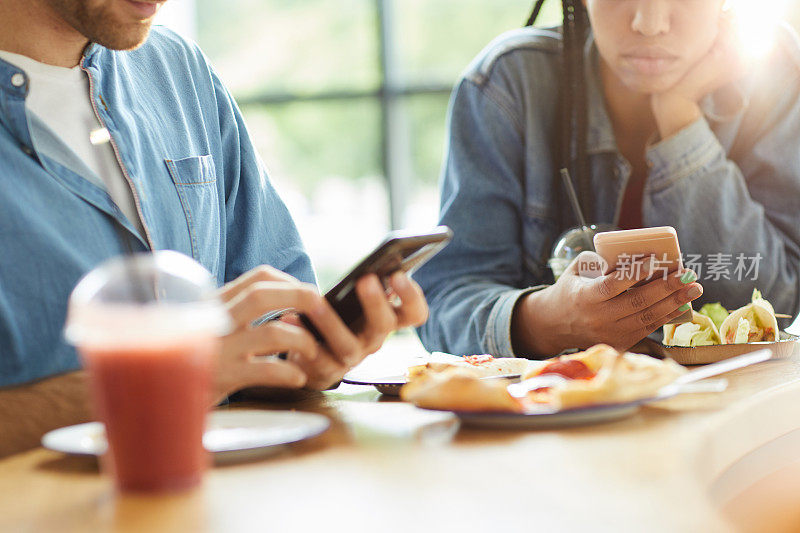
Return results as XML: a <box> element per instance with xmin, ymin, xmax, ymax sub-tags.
<box><xmin>0</xmin><ymin>27</ymin><xmax>314</xmax><ymax>387</ymax></box>
<box><xmin>415</xmin><ymin>26</ymin><xmax>800</xmax><ymax>357</ymax></box>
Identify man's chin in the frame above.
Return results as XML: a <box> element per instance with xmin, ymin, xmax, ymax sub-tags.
<box><xmin>90</xmin><ymin>22</ymin><xmax>153</xmax><ymax>51</ymax></box>
<box><xmin>44</xmin><ymin>0</ymin><xmax>158</xmax><ymax>52</ymax></box>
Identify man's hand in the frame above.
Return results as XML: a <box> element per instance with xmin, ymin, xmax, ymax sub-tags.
<box><xmin>217</xmin><ymin>265</ymin><xmax>428</xmax><ymax>397</ymax></box>
<box><xmin>281</xmin><ymin>271</ymin><xmax>428</xmax><ymax>390</ymax></box>
<box><xmin>512</xmin><ymin>252</ymin><xmax>703</xmax><ymax>357</ymax></box>
<box><xmin>215</xmin><ymin>266</ymin><xmax>322</xmax><ymax>402</ymax></box>
<box><xmin>651</xmin><ymin>14</ymin><xmax>747</xmax><ymax>139</ymax></box>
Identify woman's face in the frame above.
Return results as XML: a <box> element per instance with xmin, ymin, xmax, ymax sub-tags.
<box><xmin>585</xmin><ymin>0</ymin><xmax>726</xmax><ymax>94</ymax></box>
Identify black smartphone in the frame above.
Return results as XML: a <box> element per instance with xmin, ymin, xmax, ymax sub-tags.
<box><xmin>300</xmin><ymin>226</ymin><xmax>453</xmax><ymax>341</ymax></box>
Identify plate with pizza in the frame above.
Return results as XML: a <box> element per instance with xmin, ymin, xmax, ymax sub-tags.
<box><xmin>399</xmin><ymin>344</ymin><xmax>739</xmax><ymax>429</ymax></box>
<box><xmin>343</xmin><ymin>352</ymin><xmax>530</xmax><ymax>396</ymax></box>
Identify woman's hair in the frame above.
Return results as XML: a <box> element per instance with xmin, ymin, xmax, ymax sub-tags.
<box><xmin>527</xmin><ymin>0</ymin><xmax>593</xmax><ymax>227</ymax></box>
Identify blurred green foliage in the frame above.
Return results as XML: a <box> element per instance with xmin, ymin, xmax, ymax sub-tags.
<box><xmin>196</xmin><ymin>0</ymin><xmax>561</xmax><ymax>196</ymax></box>
<box><xmin>242</xmin><ymin>100</ymin><xmax>382</xmax><ymax>197</ymax></box>
<box><xmin>393</xmin><ymin>0</ymin><xmax>562</xmax><ymax>84</ymax></box>
<box><xmin>196</xmin><ymin>0</ymin><xmax>378</xmax><ymax>97</ymax></box>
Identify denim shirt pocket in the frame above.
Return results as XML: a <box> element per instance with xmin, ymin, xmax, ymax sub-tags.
<box><xmin>164</xmin><ymin>155</ymin><xmax>221</xmax><ymax>273</ymax></box>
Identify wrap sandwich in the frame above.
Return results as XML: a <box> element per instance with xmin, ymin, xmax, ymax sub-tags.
<box><xmin>663</xmin><ymin>310</ymin><xmax>722</xmax><ymax>347</ymax></box>
<box><xmin>719</xmin><ymin>289</ymin><xmax>779</xmax><ymax>344</ymax></box>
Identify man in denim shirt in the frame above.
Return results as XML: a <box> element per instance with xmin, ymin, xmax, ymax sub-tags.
<box><xmin>0</xmin><ymin>0</ymin><xmax>427</xmax><ymax>454</ymax></box>
<box><xmin>416</xmin><ymin>5</ymin><xmax>800</xmax><ymax>358</ymax></box>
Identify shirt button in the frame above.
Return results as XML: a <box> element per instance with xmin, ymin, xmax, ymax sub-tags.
<box><xmin>10</xmin><ymin>73</ymin><xmax>25</xmax><ymax>87</ymax></box>
<box><xmin>21</xmin><ymin>146</ymin><xmax>33</xmax><ymax>155</ymax></box>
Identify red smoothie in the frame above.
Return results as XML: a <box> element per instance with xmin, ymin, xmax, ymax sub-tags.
<box><xmin>81</xmin><ymin>337</ymin><xmax>217</xmax><ymax>492</ymax></box>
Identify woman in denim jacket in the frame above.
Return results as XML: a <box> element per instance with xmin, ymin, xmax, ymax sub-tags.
<box><xmin>416</xmin><ymin>0</ymin><xmax>800</xmax><ymax>358</ymax></box>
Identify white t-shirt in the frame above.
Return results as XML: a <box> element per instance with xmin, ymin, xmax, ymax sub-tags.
<box><xmin>0</xmin><ymin>50</ymin><xmax>144</xmax><ymax>236</ymax></box>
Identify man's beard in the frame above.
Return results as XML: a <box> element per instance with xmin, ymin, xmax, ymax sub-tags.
<box><xmin>45</xmin><ymin>0</ymin><xmax>156</xmax><ymax>51</ymax></box>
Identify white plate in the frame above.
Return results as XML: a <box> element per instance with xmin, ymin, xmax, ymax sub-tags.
<box><xmin>341</xmin><ymin>373</ymin><xmax>408</xmax><ymax>396</ymax></box>
<box><xmin>42</xmin><ymin>410</ymin><xmax>330</xmax><ymax>462</ymax></box>
<box><xmin>342</xmin><ymin>373</ymin><xmax>409</xmax><ymax>386</ymax></box>
<box><xmin>435</xmin><ymin>388</ymin><xmax>698</xmax><ymax>429</ymax></box>
<box><xmin>446</xmin><ymin>402</ymin><xmax>642</xmax><ymax>429</ymax></box>
<box><xmin>343</xmin><ymin>372</ymin><xmax>522</xmax><ymax>396</ymax></box>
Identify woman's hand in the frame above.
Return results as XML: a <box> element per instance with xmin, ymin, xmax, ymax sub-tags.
<box><xmin>512</xmin><ymin>252</ymin><xmax>704</xmax><ymax>357</ymax></box>
<box><xmin>214</xmin><ymin>265</ymin><xmax>429</xmax><ymax>399</ymax></box>
<box><xmin>651</xmin><ymin>13</ymin><xmax>747</xmax><ymax>139</ymax></box>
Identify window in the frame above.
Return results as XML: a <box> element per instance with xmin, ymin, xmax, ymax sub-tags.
<box><xmin>184</xmin><ymin>0</ymin><xmax>560</xmax><ymax>287</ymax></box>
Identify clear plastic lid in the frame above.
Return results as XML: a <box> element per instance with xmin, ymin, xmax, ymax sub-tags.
<box><xmin>64</xmin><ymin>251</ymin><xmax>232</xmax><ymax>349</ymax></box>
<box><xmin>549</xmin><ymin>223</ymin><xmax>617</xmax><ymax>279</ymax></box>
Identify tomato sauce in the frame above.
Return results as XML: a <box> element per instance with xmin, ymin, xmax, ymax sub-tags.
<box><xmin>464</xmin><ymin>354</ymin><xmax>494</xmax><ymax>366</ymax></box>
<box><xmin>538</xmin><ymin>359</ymin><xmax>596</xmax><ymax>380</ymax></box>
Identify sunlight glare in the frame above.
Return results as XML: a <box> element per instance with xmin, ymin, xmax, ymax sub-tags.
<box><xmin>726</xmin><ymin>0</ymin><xmax>791</xmax><ymax>59</ymax></box>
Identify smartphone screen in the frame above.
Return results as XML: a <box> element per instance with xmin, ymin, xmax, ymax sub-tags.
<box><xmin>300</xmin><ymin>226</ymin><xmax>453</xmax><ymax>341</ymax></box>
<box><xmin>594</xmin><ymin>226</ymin><xmax>683</xmax><ymax>281</ymax></box>
<box><xmin>593</xmin><ymin>226</ymin><xmax>692</xmax><ymax>324</ymax></box>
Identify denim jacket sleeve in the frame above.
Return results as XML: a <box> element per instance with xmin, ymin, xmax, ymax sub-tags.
<box><xmin>644</xmin><ymin>39</ymin><xmax>800</xmax><ymax>315</ymax></box>
<box><xmin>208</xmin><ymin>66</ymin><xmax>316</xmax><ymax>286</ymax></box>
<box><xmin>415</xmin><ymin>77</ymin><xmax>537</xmax><ymax>357</ymax></box>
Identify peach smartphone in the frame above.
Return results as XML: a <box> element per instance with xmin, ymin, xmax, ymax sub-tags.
<box><xmin>593</xmin><ymin>226</ymin><xmax>692</xmax><ymax>324</ymax></box>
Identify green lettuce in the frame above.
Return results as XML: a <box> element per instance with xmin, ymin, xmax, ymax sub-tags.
<box><xmin>699</xmin><ymin>303</ymin><xmax>729</xmax><ymax>331</ymax></box>
<box><xmin>734</xmin><ymin>317</ymin><xmax>751</xmax><ymax>344</ymax></box>
<box><xmin>672</xmin><ymin>322</ymin><xmax>718</xmax><ymax>347</ymax></box>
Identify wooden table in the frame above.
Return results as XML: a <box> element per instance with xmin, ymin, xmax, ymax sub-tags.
<box><xmin>2</xmin><ymin>335</ymin><xmax>800</xmax><ymax>532</ymax></box>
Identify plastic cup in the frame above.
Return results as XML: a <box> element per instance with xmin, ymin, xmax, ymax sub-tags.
<box><xmin>64</xmin><ymin>251</ymin><xmax>231</xmax><ymax>492</ymax></box>
<box><xmin>549</xmin><ymin>223</ymin><xmax>618</xmax><ymax>280</ymax></box>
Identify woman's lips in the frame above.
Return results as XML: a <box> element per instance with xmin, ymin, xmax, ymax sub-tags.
<box><xmin>123</xmin><ymin>0</ymin><xmax>160</xmax><ymax>19</ymax></box>
<box><xmin>622</xmin><ymin>55</ymin><xmax>679</xmax><ymax>76</ymax></box>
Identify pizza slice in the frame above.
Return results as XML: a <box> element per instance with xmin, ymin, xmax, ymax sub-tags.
<box><xmin>400</xmin><ymin>367</ymin><xmax>525</xmax><ymax>413</ymax></box>
<box><xmin>523</xmin><ymin>345</ymin><xmax>685</xmax><ymax>409</ymax></box>
<box><xmin>401</xmin><ymin>345</ymin><xmax>686</xmax><ymax>413</ymax></box>
<box><xmin>407</xmin><ymin>352</ymin><xmax>531</xmax><ymax>380</ymax></box>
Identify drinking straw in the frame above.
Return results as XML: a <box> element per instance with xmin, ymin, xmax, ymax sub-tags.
<box><xmin>559</xmin><ymin>167</ymin><xmax>589</xmax><ymax>230</ymax></box>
